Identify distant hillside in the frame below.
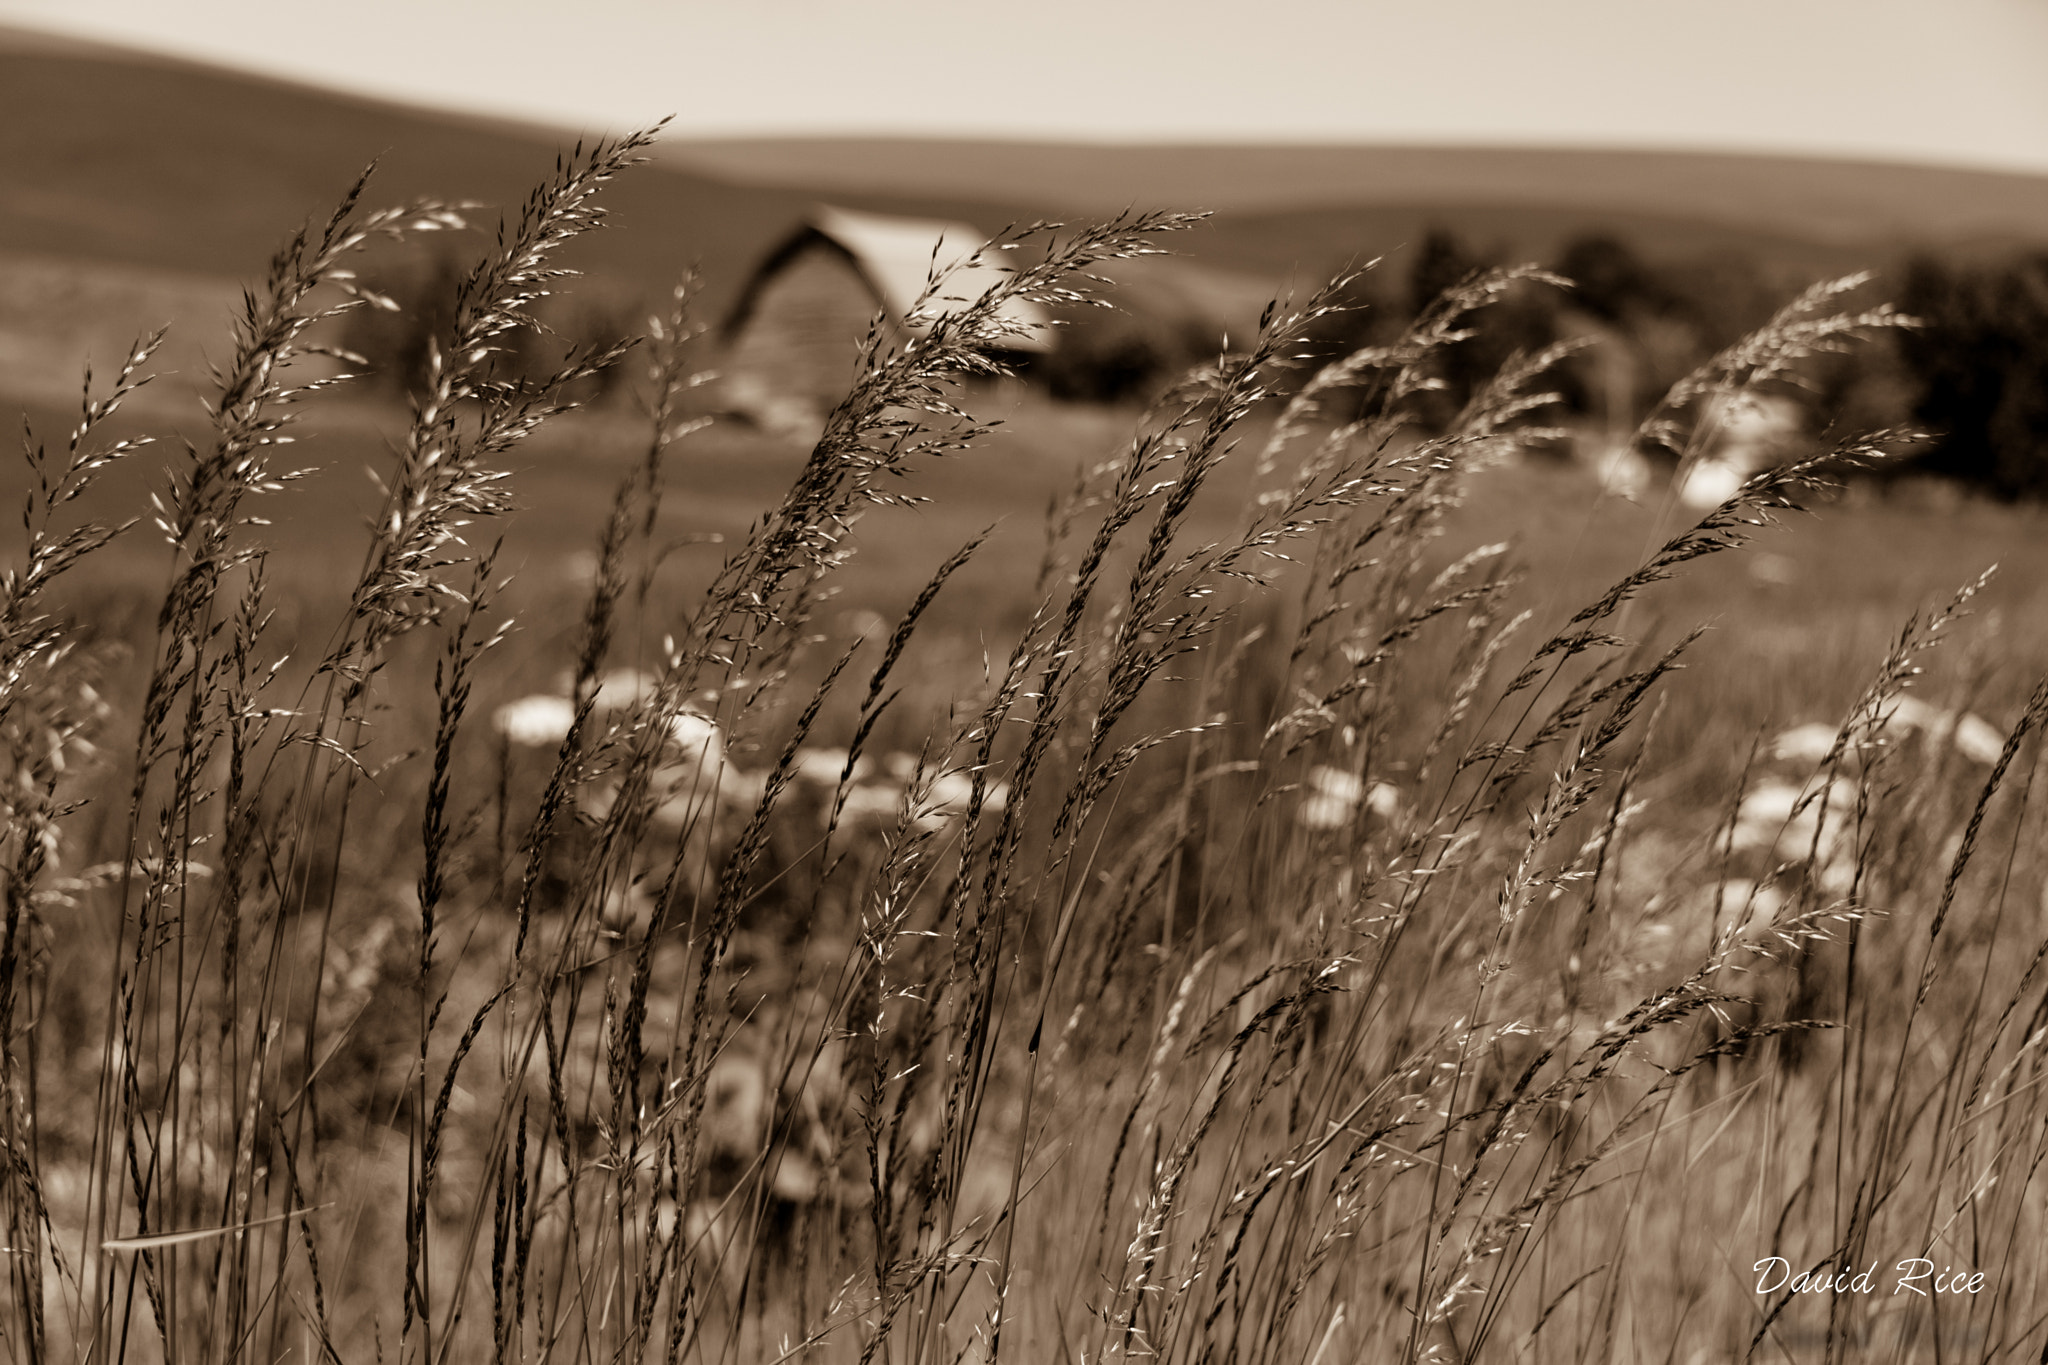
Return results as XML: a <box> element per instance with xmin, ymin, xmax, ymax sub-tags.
<box><xmin>1192</xmin><ymin>203</ymin><xmax>1866</xmax><ymax>293</ymax></box>
<box><xmin>6</xmin><ymin>24</ymin><xmax>2047</xmax><ymax>413</ymax></box>
<box><xmin>0</xmin><ymin>29</ymin><xmax>1057</xmax><ymax>408</ymax></box>
<box><xmin>665</xmin><ymin>137</ymin><xmax>2048</xmax><ymax>253</ymax></box>
<box><xmin>0</xmin><ymin>41</ymin><xmax>1005</xmax><ymax>313</ymax></box>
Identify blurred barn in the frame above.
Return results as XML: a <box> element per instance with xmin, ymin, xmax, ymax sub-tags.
<box><xmin>719</xmin><ymin>205</ymin><xmax>1052</xmax><ymax>437</ymax></box>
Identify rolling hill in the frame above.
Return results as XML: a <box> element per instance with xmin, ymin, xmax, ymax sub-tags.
<box><xmin>0</xmin><ymin>30</ymin><xmax>998</xmax><ymax>306</ymax></box>
<box><xmin>4</xmin><ymin>21</ymin><xmax>2046</xmax><ymax>415</ymax></box>
<box><xmin>662</xmin><ymin>137</ymin><xmax>2048</xmax><ymax>251</ymax></box>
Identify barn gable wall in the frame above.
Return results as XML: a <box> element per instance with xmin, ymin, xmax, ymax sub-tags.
<box><xmin>722</xmin><ymin>241</ymin><xmax>895</xmax><ymax>432</ymax></box>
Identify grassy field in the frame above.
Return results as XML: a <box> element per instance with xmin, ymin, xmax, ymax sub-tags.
<box><xmin>4</xmin><ymin>136</ymin><xmax>2048</xmax><ymax>1365</ymax></box>
<box><xmin>16</xmin><ymin>377</ymin><xmax>2043</xmax><ymax>777</ymax></box>
<box><xmin>14</xmin><ymin>21</ymin><xmax>2048</xmax><ymax>388</ymax></box>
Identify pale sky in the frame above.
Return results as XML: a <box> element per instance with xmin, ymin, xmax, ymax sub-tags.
<box><xmin>4</xmin><ymin>0</ymin><xmax>2048</xmax><ymax>174</ymax></box>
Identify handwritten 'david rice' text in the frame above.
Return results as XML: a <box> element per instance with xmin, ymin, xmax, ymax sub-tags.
<box><xmin>1754</xmin><ymin>1258</ymin><xmax>1987</xmax><ymax>1297</ymax></box>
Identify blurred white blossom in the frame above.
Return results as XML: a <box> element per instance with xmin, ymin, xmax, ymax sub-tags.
<box><xmin>494</xmin><ymin>694</ymin><xmax>577</xmax><ymax>747</ymax></box>
<box><xmin>1298</xmin><ymin>765</ymin><xmax>1361</xmax><ymax>830</ymax></box>
<box><xmin>831</xmin><ymin>758</ymin><xmax>1009</xmax><ymax>831</ymax></box>
<box><xmin>1596</xmin><ymin>446</ymin><xmax>1650</xmax><ymax>500</ymax></box>
<box><xmin>794</xmin><ymin>746</ymin><xmax>870</xmax><ymax>786</ymax></box>
<box><xmin>1707</xmin><ymin>877</ymin><xmax>1785</xmax><ymax>940</ymax></box>
<box><xmin>837</xmin><ymin>785</ymin><xmax>902</xmax><ymax>824</ymax></box>
<box><xmin>1297</xmin><ymin>766</ymin><xmax>1397</xmax><ymax>831</ymax></box>
<box><xmin>1952</xmin><ymin>713</ymin><xmax>2005</xmax><ymax>765</ymax></box>
<box><xmin>1676</xmin><ymin>457</ymin><xmax>1745</xmax><ymax>510</ymax></box>
<box><xmin>929</xmin><ymin>770</ymin><xmax>1005</xmax><ymax>815</ymax></box>
<box><xmin>1771</xmin><ymin>723</ymin><xmax>1838</xmax><ymax>766</ymax></box>
<box><xmin>668</xmin><ymin>709</ymin><xmax>723</xmax><ymax>768</ymax></box>
<box><xmin>1771</xmin><ymin>697</ymin><xmax>2006</xmax><ymax>770</ymax></box>
<box><xmin>1725</xmin><ymin>776</ymin><xmax>1858</xmax><ymax>893</ymax></box>
<box><xmin>591</xmin><ymin>666</ymin><xmax>658</xmax><ymax>713</ymax></box>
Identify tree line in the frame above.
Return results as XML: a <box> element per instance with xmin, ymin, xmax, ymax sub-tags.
<box><xmin>340</xmin><ymin>230</ymin><xmax>2048</xmax><ymax>499</ymax></box>
<box><xmin>1050</xmin><ymin>227</ymin><xmax>2048</xmax><ymax>500</ymax></box>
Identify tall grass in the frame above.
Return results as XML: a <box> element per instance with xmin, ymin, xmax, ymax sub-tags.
<box><xmin>3</xmin><ymin>135</ymin><xmax>2045</xmax><ymax>1365</ymax></box>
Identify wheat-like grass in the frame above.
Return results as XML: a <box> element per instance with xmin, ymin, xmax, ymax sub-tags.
<box><xmin>1</xmin><ymin>135</ymin><xmax>2044</xmax><ymax>1365</ymax></box>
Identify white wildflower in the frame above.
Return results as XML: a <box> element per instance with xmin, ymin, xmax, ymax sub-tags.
<box><xmin>1311</xmin><ymin>765</ymin><xmax>1363</xmax><ymax>803</ymax></box>
<box><xmin>793</xmin><ymin>747</ymin><xmax>870</xmax><ymax>786</ymax></box>
<box><xmin>1676</xmin><ymin>457</ymin><xmax>1745</xmax><ymax>510</ymax></box>
<box><xmin>1882</xmin><ymin>697</ymin><xmax>2005</xmax><ymax>764</ymax></box>
<box><xmin>668</xmin><ymin>710</ymin><xmax>723</xmax><ymax>768</ymax></box>
<box><xmin>1726</xmin><ymin>778</ymin><xmax>1854</xmax><ymax>856</ymax></box>
<box><xmin>592</xmin><ymin>667</ymin><xmax>658</xmax><ymax>713</ymax></box>
<box><xmin>903</xmin><ymin>770</ymin><xmax>1007</xmax><ymax>832</ymax></box>
<box><xmin>837</xmin><ymin>785</ymin><xmax>901</xmax><ymax>824</ymax></box>
<box><xmin>1953</xmin><ymin>713</ymin><xmax>2004</xmax><ymax>766</ymax></box>
<box><xmin>494</xmin><ymin>694</ymin><xmax>576</xmax><ymax>747</ymax></box>
<box><xmin>1884</xmin><ymin>696</ymin><xmax>1940</xmax><ymax>734</ymax></box>
<box><xmin>1366</xmin><ymin>780</ymin><xmax>1402</xmax><ymax>820</ymax></box>
<box><xmin>928</xmin><ymin>770</ymin><xmax>1005</xmax><ymax>815</ymax></box>
<box><xmin>1708</xmin><ymin>878</ymin><xmax>1785</xmax><ymax>940</ymax></box>
<box><xmin>1724</xmin><ymin>775</ymin><xmax>1861</xmax><ymax>897</ymax></box>
<box><xmin>1596</xmin><ymin>446</ymin><xmax>1650</xmax><ymax>500</ymax></box>
<box><xmin>1771</xmin><ymin>723</ymin><xmax>1838</xmax><ymax>766</ymax></box>
<box><xmin>1299</xmin><ymin>765</ymin><xmax>1363</xmax><ymax>831</ymax></box>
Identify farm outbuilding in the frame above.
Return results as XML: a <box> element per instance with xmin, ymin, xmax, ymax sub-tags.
<box><xmin>720</xmin><ymin>205</ymin><xmax>1052</xmax><ymax>437</ymax></box>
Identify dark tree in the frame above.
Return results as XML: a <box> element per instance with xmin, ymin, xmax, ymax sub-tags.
<box><xmin>1034</xmin><ymin>306</ymin><xmax>1221</xmax><ymax>405</ymax></box>
<box><xmin>1897</xmin><ymin>252</ymin><xmax>2048</xmax><ymax>498</ymax></box>
<box><xmin>1556</xmin><ymin>234</ymin><xmax>1671</xmax><ymax>325</ymax></box>
<box><xmin>1402</xmin><ymin>227</ymin><xmax>1559</xmax><ymax>433</ymax></box>
<box><xmin>1407</xmin><ymin>226</ymin><xmax>1487</xmax><ymax>319</ymax></box>
<box><xmin>339</xmin><ymin>244</ymin><xmax>632</xmax><ymax>406</ymax></box>
<box><xmin>339</xmin><ymin>248</ymin><xmax>469</xmax><ymax>399</ymax></box>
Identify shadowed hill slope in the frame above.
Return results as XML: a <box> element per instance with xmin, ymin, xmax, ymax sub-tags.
<box><xmin>665</xmin><ymin>137</ymin><xmax>2048</xmax><ymax>250</ymax></box>
<box><xmin>0</xmin><ymin>32</ymin><xmax>1070</xmax><ymax>326</ymax></box>
<box><xmin>5</xmin><ymin>24</ymin><xmax>2046</xmax><ymax>416</ymax></box>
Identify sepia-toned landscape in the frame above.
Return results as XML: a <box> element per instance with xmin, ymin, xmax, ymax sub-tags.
<box><xmin>3</xmin><ymin>13</ymin><xmax>2048</xmax><ymax>1364</ymax></box>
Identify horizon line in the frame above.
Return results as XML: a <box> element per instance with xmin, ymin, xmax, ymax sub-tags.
<box><xmin>5</xmin><ymin>16</ymin><xmax>2047</xmax><ymax>185</ymax></box>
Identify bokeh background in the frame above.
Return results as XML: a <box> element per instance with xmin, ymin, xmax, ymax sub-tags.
<box><xmin>3</xmin><ymin>0</ymin><xmax>2048</xmax><ymax>826</ymax></box>
<box><xmin>4</xmin><ymin>8</ymin><xmax>2048</xmax><ymax>1362</ymax></box>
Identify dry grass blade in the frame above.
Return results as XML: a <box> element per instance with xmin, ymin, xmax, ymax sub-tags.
<box><xmin>5</xmin><ymin>130</ymin><xmax>2042</xmax><ymax>1365</ymax></box>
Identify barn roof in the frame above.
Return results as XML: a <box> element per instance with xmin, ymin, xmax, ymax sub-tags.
<box><xmin>726</xmin><ymin>204</ymin><xmax>1053</xmax><ymax>353</ymax></box>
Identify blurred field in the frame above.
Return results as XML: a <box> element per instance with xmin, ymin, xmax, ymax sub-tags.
<box><xmin>7</xmin><ymin>121</ymin><xmax>2048</xmax><ymax>1365</ymax></box>
<box><xmin>14</xmin><ymin>380</ymin><xmax>2048</xmax><ymax>763</ymax></box>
